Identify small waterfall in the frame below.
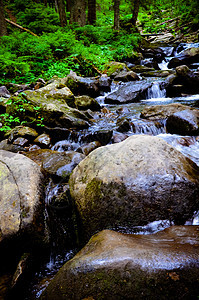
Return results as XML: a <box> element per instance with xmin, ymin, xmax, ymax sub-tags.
<box><xmin>131</xmin><ymin>119</ymin><xmax>166</xmax><ymax>136</ymax></box>
<box><xmin>147</xmin><ymin>82</ymin><xmax>166</xmax><ymax>99</ymax></box>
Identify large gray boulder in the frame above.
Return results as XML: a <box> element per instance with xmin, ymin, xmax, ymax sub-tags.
<box><xmin>0</xmin><ymin>150</ymin><xmax>45</xmax><ymax>242</ymax></box>
<box><xmin>40</xmin><ymin>226</ymin><xmax>199</xmax><ymax>300</ymax></box>
<box><xmin>105</xmin><ymin>81</ymin><xmax>152</xmax><ymax>104</ymax></box>
<box><xmin>69</xmin><ymin>135</ymin><xmax>199</xmax><ymax>241</ymax></box>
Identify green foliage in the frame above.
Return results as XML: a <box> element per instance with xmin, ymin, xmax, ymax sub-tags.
<box><xmin>0</xmin><ymin>96</ymin><xmax>44</xmax><ymax>132</ymax></box>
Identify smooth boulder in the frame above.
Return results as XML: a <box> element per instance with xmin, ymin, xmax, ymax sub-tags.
<box><xmin>69</xmin><ymin>135</ymin><xmax>199</xmax><ymax>240</ymax></box>
<box><xmin>40</xmin><ymin>226</ymin><xmax>199</xmax><ymax>300</ymax></box>
<box><xmin>105</xmin><ymin>81</ymin><xmax>152</xmax><ymax>104</ymax></box>
<box><xmin>0</xmin><ymin>150</ymin><xmax>45</xmax><ymax>241</ymax></box>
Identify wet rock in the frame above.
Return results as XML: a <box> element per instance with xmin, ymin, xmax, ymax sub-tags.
<box><xmin>26</xmin><ymin>149</ymin><xmax>85</xmax><ymax>179</ymax></box>
<box><xmin>112</xmin><ymin>132</ymin><xmax>128</xmax><ymax>143</ymax></box>
<box><xmin>168</xmin><ymin>47</ymin><xmax>199</xmax><ymax>68</ymax></box>
<box><xmin>141</xmin><ymin>47</ymin><xmax>166</xmax><ymax>63</ymax></box>
<box><xmin>5</xmin><ymin>126</ymin><xmax>38</xmax><ymax>143</ymax></box>
<box><xmin>131</xmin><ymin>65</ymin><xmax>155</xmax><ymax>73</ymax></box>
<box><xmin>98</xmin><ymin>74</ymin><xmax>112</xmax><ymax>92</ymax></box>
<box><xmin>0</xmin><ymin>139</ymin><xmax>26</xmax><ymax>153</ymax></box>
<box><xmin>40</xmin><ymin>226</ymin><xmax>199</xmax><ymax>300</ymax></box>
<box><xmin>104</xmin><ymin>62</ymin><xmax>129</xmax><ymax>78</ymax></box>
<box><xmin>34</xmin><ymin>133</ymin><xmax>51</xmax><ymax>148</ymax></box>
<box><xmin>0</xmin><ymin>86</ymin><xmax>11</xmax><ymax>98</ymax></box>
<box><xmin>0</xmin><ymin>150</ymin><xmax>45</xmax><ymax>242</ymax></box>
<box><xmin>166</xmin><ymin>109</ymin><xmax>199</xmax><ymax>135</ymax></box>
<box><xmin>142</xmin><ymin>70</ymin><xmax>174</xmax><ymax>77</ymax></box>
<box><xmin>13</xmin><ymin>137</ymin><xmax>29</xmax><ymax>147</ymax></box>
<box><xmin>140</xmin><ymin>103</ymin><xmax>195</xmax><ymax>121</ymax></box>
<box><xmin>114</xmin><ymin>71</ymin><xmax>139</xmax><ymax>82</ymax></box>
<box><xmin>64</xmin><ymin>71</ymin><xmax>100</xmax><ymax>97</ymax></box>
<box><xmin>28</xmin><ymin>144</ymin><xmax>41</xmax><ymax>151</ymax></box>
<box><xmin>105</xmin><ymin>81</ymin><xmax>152</xmax><ymax>104</ymax></box>
<box><xmin>172</xmin><ymin>65</ymin><xmax>199</xmax><ymax>94</ymax></box>
<box><xmin>44</xmin><ymin>127</ymin><xmax>70</xmax><ymax>144</ymax></box>
<box><xmin>116</xmin><ymin>117</ymin><xmax>131</xmax><ymax>132</ymax></box>
<box><xmin>82</xmin><ymin>129</ymin><xmax>113</xmax><ymax>145</ymax></box>
<box><xmin>69</xmin><ymin>135</ymin><xmax>199</xmax><ymax>241</ymax></box>
<box><xmin>78</xmin><ymin>141</ymin><xmax>101</xmax><ymax>156</ymax></box>
<box><xmin>74</xmin><ymin>95</ymin><xmax>101</xmax><ymax>111</ymax></box>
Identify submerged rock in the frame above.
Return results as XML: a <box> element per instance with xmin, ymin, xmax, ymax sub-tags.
<box><xmin>40</xmin><ymin>226</ymin><xmax>199</xmax><ymax>300</ymax></box>
<box><xmin>69</xmin><ymin>135</ymin><xmax>199</xmax><ymax>241</ymax></box>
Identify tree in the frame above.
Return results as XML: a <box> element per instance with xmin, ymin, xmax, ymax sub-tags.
<box><xmin>0</xmin><ymin>0</ymin><xmax>7</xmax><ymax>36</ymax></box>
<box><xmin>57</xmin><ymin>0</ymin><xmax>67</xmax><ymax>27</ymax></box>
<box><xmin>69</xmin><ymin>0</ymin><xmax>86</xmax><ymax>26</ymax></box>
<box><xmin>114</xmin><ymin>0</ymin><xmax>120</xmax><ymax>30</ymax></box>
<box><xmin>132</xmin><ymin>0</ymin><xmax>140</xmax><ymax>26</ymax></box>
<box><xmin>88</xmin><ymin>0</ymin><xmax>96</xmax><ymax>25</ymax></box>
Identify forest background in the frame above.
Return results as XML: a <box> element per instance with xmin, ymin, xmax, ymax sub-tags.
<box><xmin>0</xmin><ymin>0</ymin><xmax>198</xmax><ymax>86</ymax></box>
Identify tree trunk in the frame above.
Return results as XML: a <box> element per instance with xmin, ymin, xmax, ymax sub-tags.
<box><xmin>114</xmin><ymin>0</ymin><xmax>120</xmax><ymax>30</ymax></box>
<box><xmin>0</xmin><ymin>0</ymin><xmax>7</xmax><ymax>36</ymax></box>
<box><xmin>132</xmin><ymin>0</ymin><xmax>140</xmax><ymax>26</ymax></box>
<box><xmin>57</xmin><ymin>0</ymin><xmax>67</xmax><ymax>27</ymax></box>
<box><xmin>88</xmin><ymin>0</ymin><xmax>96</xmax><ymax>25</ymax></box>
<box><xmin>69</xmin><ymin>0</ymin><xmax>86</xmax><ymax>27</ymax></box>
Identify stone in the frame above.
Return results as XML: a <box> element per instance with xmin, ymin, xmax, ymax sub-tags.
<box><xmin>104</xmin><ymin>62</ymin><xmax>129</xmax><ymax>78</ymax></box>
<box><xmin>23</xmin><ymin>86</ymin><xmax>89</xmax><ymax>129</ymax></box>
<box><xmin>140</xmin><ymin>103</ymin><xmax>196</xmax><ymax>121</ymax></box>
<box><xmin>105</xmin><ymin>81</ymin><xmax>152</xmax><ymax>104</ymax></box>
<box><xmin>131</xmin><ymin>65</ymin><xmax>155</xmax><ymax>73</ymax></box>
<box><xmin>0</xmin><ymin>86</ymin><xmax>11</xmax><ymax>98</ymax></box>
<box><xmin>78</xmin><ymin>141</ymin><xmax>101</xmax><ymax>156</ymax></box>
<box><xmin>168</xmin><ymin>47</ymin><xmax>199</xmax><ymax>68</ymax></box>
<box><xmin>40</xmin><ymin>226</ymin><xmax>199</xmax><ymax>300</ymax></box>
<box><xmin>34</xmin><ymin>133</ymin><xmax>51</xmax><ymax>147</ymax></box>
<box><xmin>26</xmin><ymin>149</ymin><xmax>85</xmax><ymax>179</ymax></box>
<box><xmin>5</xmin><ymin>126</ymin><xmax>38</xmax><ymax>143</ymax></box>
<box><xmin>0</xmin><ymin>150</ymin><xmax>45</xmax><ymax>242</ymax></box>
<box><xmin>64</xmin><ymin>71</ymin><xmax>100</xmax><ymax>97</ymax></box>
<box><xmin>114</xmin><ymin>70</ymin><xmax>139</xmax><ymax>82</ymax></box>
<box><xmin>166</xmin><ymin>109</ymin><xmax>199</xmax><ymax>135</ymax></box>
<box><xmin>69</xmin><ymin>135</ymin><xmax>199</xmax><ymax>241</ymax></box>
<box><xmin>74</xmin><ymin>95</ymin><xmax>101</xmax><ymax>111</ymax></box>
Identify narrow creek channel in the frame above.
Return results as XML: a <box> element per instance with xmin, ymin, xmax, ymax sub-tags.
<box><xmin>7</xmin><ymin>42</ymin><xmax>199</xmax><ymax>299</ymax></box>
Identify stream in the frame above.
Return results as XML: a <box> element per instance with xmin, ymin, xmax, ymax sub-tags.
<box><xmin>21</xmin><ymin>42</ymin><xmax>199</xmax><ymax>299</ymax></box>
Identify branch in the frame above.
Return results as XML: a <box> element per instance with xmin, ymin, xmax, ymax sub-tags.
<box><xmin>159</xmin><ymin>16</ymin><xmax>180</xmax><ymax>26</ymax></box>
<box><xmin>5</xmin><ymin>19</ymin><xmax>39</xmax><ymax>37</ymax></box>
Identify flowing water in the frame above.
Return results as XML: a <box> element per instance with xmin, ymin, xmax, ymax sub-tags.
<box><xmin>25</xmin><ymin>43</ymin><xmax>199</xmax><ymax>298</ymax></box>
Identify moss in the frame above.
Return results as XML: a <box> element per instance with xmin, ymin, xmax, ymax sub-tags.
<box><xmin>105</xmin><ymin>62</ymin><xmax>129</xmax><ymax>77</ymax></box>
<box><xmin>85</xmin><ymin>178</ymin><xmax>103</xmax><ymax>205</ymax></box>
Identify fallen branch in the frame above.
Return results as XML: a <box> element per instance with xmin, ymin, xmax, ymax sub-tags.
<box><xmin>159</xmin><ymin>16</ymin><xmax>180</xmax><ymax>26</ymax></box>
<box><xmin>5</xmin><ymin>19</ymin><xmax>39</xmax><ymax>37</ymax></box>
<box><xmin>141</xmin><ymin>33</ymin><xmax>166</xmax><ymax>36</ymax></box>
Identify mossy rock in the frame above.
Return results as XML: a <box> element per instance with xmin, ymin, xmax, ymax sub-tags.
<box><xmin>104</xmin><ymin>62</ymin><xmax>130</xmax><ymax>78</ymax></box>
